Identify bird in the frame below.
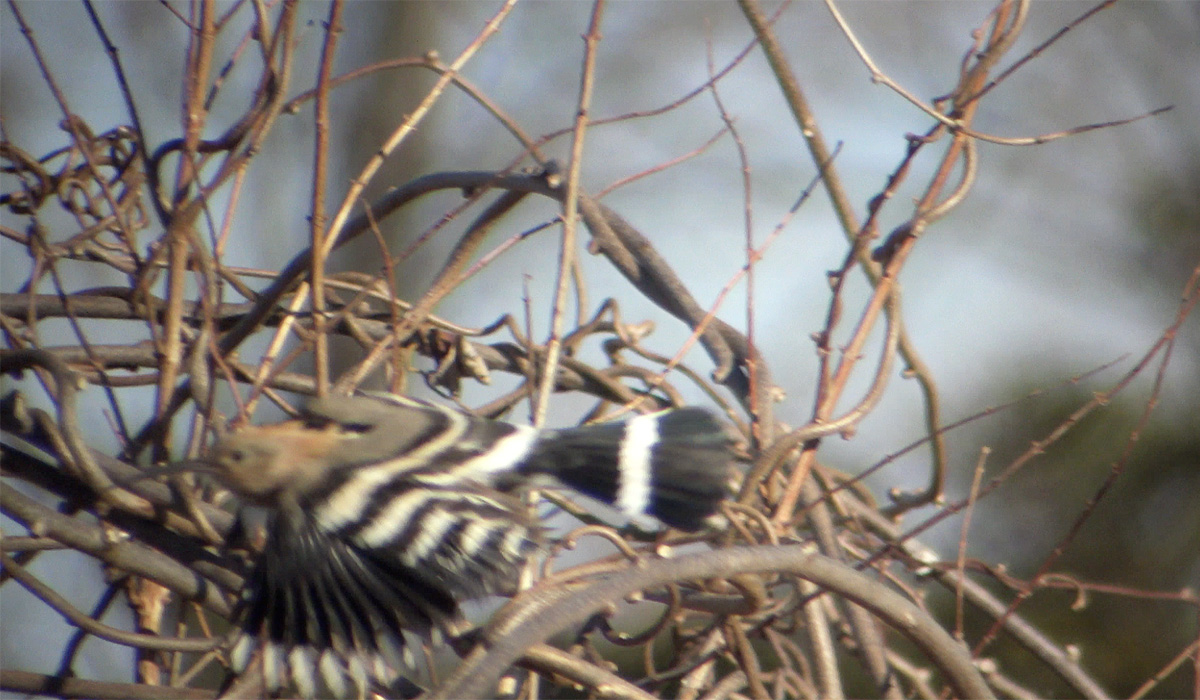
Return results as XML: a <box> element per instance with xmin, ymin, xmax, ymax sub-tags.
<box><xmin>205</xmin><ymin>393</ymin><xmax>736</xmax><ymax>698</ymax></box>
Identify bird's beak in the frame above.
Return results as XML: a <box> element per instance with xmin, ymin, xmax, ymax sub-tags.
<box><xmin>111</xmin><ymin>459</ymin><xmax>215</xmax><ymax>490</ymax></box>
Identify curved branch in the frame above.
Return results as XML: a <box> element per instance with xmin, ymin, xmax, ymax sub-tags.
<box><xmin>429</xmin><ymin>545</ymin><xmax>993</xmax><ymax>700</ymax></box>
<box><xmin>0</xmin><ymin>670</ymin><xmax>215</xmax><ymax>700</ymax></box>
<box><xmin>0</xmin><ymin>487</ymin><xmax>232</xmax><ymax>617</ymax></box>
<box><xmin>519</xmin><ymin>644</ymin><xmax>658</xmax><ymax>700</ymax></box>
<box><xmin>0</xmin><ymin>551</ymin><xmax>219</xmax><ymax>652</ymax></box>
<box><xmin>0</xmin><ymin>349</ymin><xmax>149</xmax><ymax>515</ymax></box>
<box><xmin>129</xmin><ymin>168</ymin><xmax>766</xmax><ymax>452</ymax></box>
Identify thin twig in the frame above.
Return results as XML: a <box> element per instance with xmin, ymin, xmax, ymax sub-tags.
<box><xmin>1</xmin><ymin>552</ymin><xmax>219</xmax><ymax>652</ymax></box>
<box><xmin>534</xmin><ymin>0</ymin><xmax>605</xmax><ymax>426</ymax></box>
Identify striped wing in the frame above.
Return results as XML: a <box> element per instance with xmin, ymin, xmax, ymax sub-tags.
<box><xmin>304</xmin><ymin>394</ymin><xmax>734</xmax><ymax>530</ymax></box>
<box><xmin>232</xmin><ymin>484</ymin><xmax>538</xmax><ymax>698</ymax></box>
<box><xmin>231</xmin><ymin>394</ymin><xmax>734</xmax><ymax>698</ymax></box>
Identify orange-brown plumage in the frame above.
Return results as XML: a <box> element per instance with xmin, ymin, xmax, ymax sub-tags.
<box><xmin>208</xmin><ymin>421</ymin><xmax>346</xmax><ymax>506</ymax></box>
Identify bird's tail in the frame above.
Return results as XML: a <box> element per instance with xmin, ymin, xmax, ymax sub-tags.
<box><xmin>519</xmin><ymin>408</ymin><xmax>736</xmax><ymax>530</ymax></box>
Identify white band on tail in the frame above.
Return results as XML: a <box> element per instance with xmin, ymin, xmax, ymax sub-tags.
<box><xmin>617</xmin><ymin>413</ymin><xmax>659</xmax><ymax>516</ymax></box>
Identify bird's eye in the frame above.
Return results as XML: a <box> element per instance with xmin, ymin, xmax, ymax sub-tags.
<box><xmin>227</xmin><ymin>449</ymin><xmax>247</xmax><ymax>463</ymax></box>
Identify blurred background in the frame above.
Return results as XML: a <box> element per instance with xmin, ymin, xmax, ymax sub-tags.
<box><xmin>3</xmin><ymin>2</ymin><xmax>1198</xmax><ymax>697</ymax></box>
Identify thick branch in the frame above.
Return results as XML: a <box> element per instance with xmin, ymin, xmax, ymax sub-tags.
<box><xmin>430</xmin><ymin>544</ymin><xmax>992</xmax><ymax>700</ymax></box>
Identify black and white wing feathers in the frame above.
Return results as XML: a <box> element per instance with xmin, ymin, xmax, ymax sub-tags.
<box><xmin>229</xmin><ymin>394</ymin><xmax>735</xmax><ymax>698</ymax></box>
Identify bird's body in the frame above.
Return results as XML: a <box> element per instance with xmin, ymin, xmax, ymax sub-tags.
<box><xmin>208</xmin><ymin>394</ymin><xmax>735</xmax><ymax>698</ymax></box>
